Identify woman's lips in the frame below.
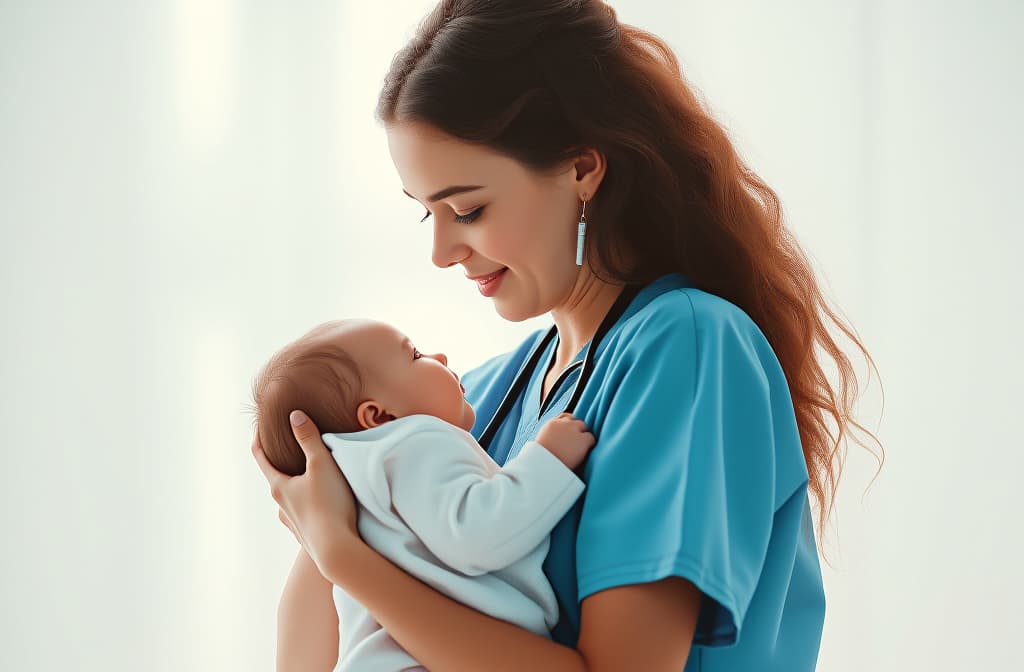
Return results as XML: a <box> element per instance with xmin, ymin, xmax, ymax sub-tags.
<box><xmin>476</xmin><ymin>268</ymin><xmax>507</xmax><ymax>297</ymax></box>
<box><xmin>472</xmin><ymin>269</ymin><xmax>505</xmax><ymax>282</ymax></box>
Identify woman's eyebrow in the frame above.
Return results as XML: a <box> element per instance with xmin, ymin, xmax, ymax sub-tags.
<box><xmin>402</xmin><ymin>185</ymin><xmax>484</xmax><ymax>204</ymax></box>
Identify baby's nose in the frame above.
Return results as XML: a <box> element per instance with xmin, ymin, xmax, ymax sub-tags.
<box><xmin>430</xmin><ymin>352</ymin><xmax>448</xmax><ymax>367</ymax></box>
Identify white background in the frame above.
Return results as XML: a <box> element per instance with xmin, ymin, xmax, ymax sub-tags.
<box><xmin>2</xmin><ymin>1</ymin><xmax>1021</xmax><ymax>670</ymax></box>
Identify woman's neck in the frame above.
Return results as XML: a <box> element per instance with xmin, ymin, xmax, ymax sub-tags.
<box><xmin>549</xmin><ymin>276</ymin><xmax>626</xmax><ymax>366</ymax></box>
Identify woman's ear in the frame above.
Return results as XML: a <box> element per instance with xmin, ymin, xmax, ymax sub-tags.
<box><xmin>355</xmin><ymin>399</ymin><xmax>397</xmax><ymax>429</ymax></box>
<box><xmin>572</xmin><ymin>147</ymin><xmax>607</xmax><ymax>198</ymax></box>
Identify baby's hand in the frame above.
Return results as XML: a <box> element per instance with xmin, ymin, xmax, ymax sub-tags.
<box><xmin>535</xmin><ymin>413</ymin><xmax>596</xmax><ymax>471</ymax></box>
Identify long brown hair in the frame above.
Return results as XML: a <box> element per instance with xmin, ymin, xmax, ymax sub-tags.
<box><xmin>375</xmin><ymin>0</ymin><xmax>884</xmax><ymax>538</ymax></box>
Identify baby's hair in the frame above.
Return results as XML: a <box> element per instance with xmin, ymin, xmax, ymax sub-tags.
<box><xmin>245</xmin><ymin>319</ymin><xmax>365</xmax><ymax>476</ymax></box>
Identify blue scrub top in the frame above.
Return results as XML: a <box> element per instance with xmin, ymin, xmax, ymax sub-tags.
<box><xmin>460</xmin><ymin>272</ymin><xmax>825</xmax><ymax>671</ymax></box>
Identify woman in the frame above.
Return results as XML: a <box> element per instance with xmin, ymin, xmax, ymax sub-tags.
<box><xmin>252</xmin><ymin>1</ymin><xmax>881</xmax><ymax>669</ymax></box>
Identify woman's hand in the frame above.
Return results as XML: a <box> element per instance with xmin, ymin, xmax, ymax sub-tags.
<box><xmin>252</xmin><ymin>409</ymin><xmax>361</xmax><ymax>583</ymax></box>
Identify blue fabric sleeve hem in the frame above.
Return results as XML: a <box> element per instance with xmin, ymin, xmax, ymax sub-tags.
<box><xmin>577</xmin><ymin>555</ymin><xmax>744</xmax><ymax>648</ymax></box>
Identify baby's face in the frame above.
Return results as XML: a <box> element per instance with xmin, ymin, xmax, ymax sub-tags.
<box><xmin>334</xmin><ymin>320</ymin><xmax>475</xmax><ymax>432</ymax></box>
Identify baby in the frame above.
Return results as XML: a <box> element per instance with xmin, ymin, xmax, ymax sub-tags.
<box><xmin>249</xmin><ymin>318</ymin><xmax>595</xmax><ymax>672</ymax></box>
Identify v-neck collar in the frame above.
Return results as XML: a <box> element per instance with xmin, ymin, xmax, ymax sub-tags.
<box><xmin>536</xmin><ymin>334</ymin><xmax>585</xmax><ymax>419</ymax></box>
<box><xmin>525</xmin><ymin>272</ymin><xmax>695</xmax><ymax>422</ymax></box>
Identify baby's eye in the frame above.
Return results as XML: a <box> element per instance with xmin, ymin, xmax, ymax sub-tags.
<box><xmin>413</xmin><ymin>348</ymin><xmax>423</xmax><ymax>360</ymax></box>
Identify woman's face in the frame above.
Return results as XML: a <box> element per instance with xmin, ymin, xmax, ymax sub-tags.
<box><xmin>386</xmin><ymin>121</ymin><xmax>600</xmax><ymax>322</ymax></box>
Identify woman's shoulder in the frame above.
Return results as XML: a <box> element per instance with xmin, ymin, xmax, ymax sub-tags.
<box><xmin>617</xmin><ymin>285</ymin><xmax>769</xmax><ymax>357</ymax></box>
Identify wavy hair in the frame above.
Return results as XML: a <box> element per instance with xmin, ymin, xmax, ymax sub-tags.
<box><xmin>375</xmin><ymin>0</ymin><xmax>884</xmax><ymax>540</ymax></box>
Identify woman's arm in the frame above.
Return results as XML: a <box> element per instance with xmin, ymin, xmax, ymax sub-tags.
<box><xmin>253</xmin><ymin>412</ymin><xmax>700</xmax><ymax>671</ymax></box>
<box><xmin>327</xmin><ymin>541</ymin><xmax>699</xmax><ymax>672</ymax></box>
<box><xmin>277</xmin><ymin>547</ymin><xmax>339</xmax><ymax>672</ymax></box>
<box><xmin>577</xmin><ymin>576</ymin><xmax>701</xmax><ymax>671</ymax></box>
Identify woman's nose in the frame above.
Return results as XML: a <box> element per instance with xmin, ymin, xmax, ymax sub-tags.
<box><xmin>430</xmin><ymin>219</ymin><xmax>468</xmax><ymax>269</ymax></box>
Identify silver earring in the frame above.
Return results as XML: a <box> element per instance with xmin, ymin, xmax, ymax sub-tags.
<box><xmin>576</xmin><ymin>197</ymin><xmax>587</xmax><ymax>266</ymax></box>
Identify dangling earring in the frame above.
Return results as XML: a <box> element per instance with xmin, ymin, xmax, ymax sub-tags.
<box><xmin>576</xmin><ymin>195</ymin><xmax>588</xmax><ymax>267</ymax></box>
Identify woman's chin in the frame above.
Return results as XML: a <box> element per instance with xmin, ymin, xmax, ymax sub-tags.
<box><xmin>492</xmin><ymin>299</ymin><xmax>536</xmax><ymax>323</ymax></box>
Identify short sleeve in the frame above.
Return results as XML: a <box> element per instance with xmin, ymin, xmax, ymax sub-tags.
<box><xmin>576</xmin><ymin>291</ymin><xmax>778</xmax><ymax>648</ymax></box>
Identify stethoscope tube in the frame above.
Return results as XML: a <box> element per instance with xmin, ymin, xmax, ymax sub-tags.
<box><xmin>477</xmin><ymin>283</ymin><xmax>643</xmax><ymax>451</ymax></box>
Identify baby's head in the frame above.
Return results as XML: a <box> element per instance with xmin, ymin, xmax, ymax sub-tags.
<box><xmin>249</xmin><ymin>318</ymin><xmax>474</xmax><ymax>476</ymax></box>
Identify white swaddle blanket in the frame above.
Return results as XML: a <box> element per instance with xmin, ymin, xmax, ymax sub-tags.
<box><xmin>322</xmin><ymin>414</ymin><xmax>585</xmax><ymax>672</ymax></box>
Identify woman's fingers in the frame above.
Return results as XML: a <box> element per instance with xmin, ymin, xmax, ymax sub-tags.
<box><xmin>279</xmin><ymin>508</ymin><xmax>300</xmax><ymax>541</ymax></box>
<box><xmin>289</xmin><ymin>410</ymin><xmax>328</xmax><ymax>464</ymax></box>
<box><xmin>279</xmin><ymin>508</ymin><xmax>309</xmax><ymax>551</ymax></box>
<box><xmin>252</xmin><ymin>430</ymin><xmax>283</xmax><ymax>485</ymax></box>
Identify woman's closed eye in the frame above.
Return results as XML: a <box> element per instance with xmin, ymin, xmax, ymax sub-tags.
<box><xmin>419</xmin><ymin>206</ymin><xmax>484</xmax><ymax>224</ymax></box>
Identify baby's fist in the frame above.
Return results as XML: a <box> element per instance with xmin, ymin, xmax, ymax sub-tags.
<box><xmin>536</xmin><ymin>413</ymin><xmax>596</xmax><ymax>470</ymax></box>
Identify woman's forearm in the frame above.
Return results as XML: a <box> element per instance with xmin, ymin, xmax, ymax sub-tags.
<box><xmin>324</xmin><ymin>542</ymin><xmax>587</xmax><ymax>672</ymax></box>
<box><xmin>278</xmin><ymin>547</ymin><xmax>340</xmax><ymax>672</ymax></box>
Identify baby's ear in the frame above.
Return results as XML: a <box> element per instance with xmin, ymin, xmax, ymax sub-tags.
<box><xmin>355</xmin><ymin>399</ymin><xmax>397</xmax><ymax>429</ymax></box>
